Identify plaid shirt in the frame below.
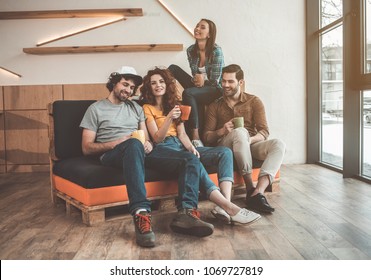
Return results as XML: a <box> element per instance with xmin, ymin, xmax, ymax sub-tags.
<box><xmin>186</xmin><ymin>43</ymin><xmax>224</xmax><ymax>87</ymax></box>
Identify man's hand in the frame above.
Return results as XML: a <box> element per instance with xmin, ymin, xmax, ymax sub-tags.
<box><xmin>222</xmin><ymin>119</ymin><xmax>234</xmax><ymax>135</ymax></box>
<box><xmin>144</xmin><ymin>140</ymin><xmax>153</xmax><ymax>154</ymax></box>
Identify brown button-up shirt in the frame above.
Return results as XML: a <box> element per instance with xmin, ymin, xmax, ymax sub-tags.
<box><xmin>203</xmin><ymin>92</ymin><xmax>269</xmax><ymax>145</ymax></box>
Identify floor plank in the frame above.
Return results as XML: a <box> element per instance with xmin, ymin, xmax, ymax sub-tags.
<box><xmin>0</xmin><ymin>164</ymin><xmax>371</xmax><ymax>260</ymax></box>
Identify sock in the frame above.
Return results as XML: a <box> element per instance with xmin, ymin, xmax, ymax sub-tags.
<box><xmin>135</xmin><ymin>208</ymin><xmax>148</xmax><ymax>215</ymax></box>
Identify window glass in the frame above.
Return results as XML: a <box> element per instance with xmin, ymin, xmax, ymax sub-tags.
<box><xmin>365</xmin><ymin>0</ymin><xmax>371</xmax><ymax>73</ymax></box>
<box><xmin>321</xmin><ymin>26</ymin><xmax>343</xmax><ymax>168</ymax></box>
<box><xmin>321</xmin><ymin>0</ymin><xmax>343</xmax><ymax>28</ymax></box>
<box><xmin>362</xmin><ymin>91</ymin><xmax>371</xmax><ymax>178</ymax></box>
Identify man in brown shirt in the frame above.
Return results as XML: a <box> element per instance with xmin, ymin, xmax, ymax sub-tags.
<box><xmin>203</xmin><ymin>64</ymin><xmax>285</xmax><ymax>213</ymax></box>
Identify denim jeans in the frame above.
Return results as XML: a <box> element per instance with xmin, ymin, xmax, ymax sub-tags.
<box><xmin>168</xmin><ymin>64</ymin><xmax>222</xmax><ymax>129</ymax></box>
<box><xmin>146</xmin><ymin>136</ymin><xmax>200</xmax><ymax>210</ymax></box>
<box><xmin>146</xmin><ymin>136</ymin><xmax>220</xmax><ymax>209</ymax></box>
<box><xmin>100</xmin><ymin>138</ymin><xmax>151</xmax><ymax>215</ymax></box>
<box><xmin>197</xmin><ymin>146</ymin><xmax>234</xmax><ymax>185</ymax></box>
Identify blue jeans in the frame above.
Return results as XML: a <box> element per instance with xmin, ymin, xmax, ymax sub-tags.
<box><xmin>197</xmin><ymin>146</ymin><xmax>234</xmax><ymax>186</ymax></box>
<box><xmin>168</xmin><ymin>64</ymin><xmax>222</xmax><ymax>129</ymax></box>
<box><xmin>146</xmin><ymin>136</ymin><xmax>208</xmax><ymax>210</ymax></box>
<box><xmin>100</xmin><ymin>139</ymin><xmax>150</xmax><ymax>215</ymax></box>
<box><xmin>148</xmin><ymin>137</ymin><xmax>232</xmax><ymax>205</ymax></box>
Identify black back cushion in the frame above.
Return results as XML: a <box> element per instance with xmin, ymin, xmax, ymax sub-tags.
<box><xmin>53</xmin><ymin>100</ymin><xmax>95</xmax><ymax>159</ymax></box>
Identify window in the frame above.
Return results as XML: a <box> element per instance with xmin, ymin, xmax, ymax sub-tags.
<box><xmin>307</xmin><ymin>0</ymin><xmax>371</xmax><ymax>182</ymax></box>
<box><xmin>321</xmin><ymin>0</ymin><xmax>343</xmax><ymax>27</ymax></box>
<box><xmin>365</xmin><ymin>0</ymin><xmax>371</xmax><ymax>74</ymax></box>
<box><xmin>363</xmin><ymin>90</ymin><xmax>371</xmax><ymax>177</ymax></box>
<box><xmin>320</xmin><ymin>1</ymin><xmax>343</xmax><ymax>168</ymax></box>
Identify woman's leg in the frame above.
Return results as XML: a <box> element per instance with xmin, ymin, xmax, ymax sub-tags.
<box><xmin>208</xmin><ymin>189</ymin><xmax>240</xmax><ymax>216</ymax></box>
<box><xmin>198</xmin><ymin>146</ymin><xmax>234</xmax><ymax>200</ymax></box>
<box><xmin>146</xmin><ymin>137</ymin><xmax>200</xmax><ymax>210</ymax></box>
<box><xmin>168</xmin><ymin>64</ymin><xmax>194</xmax><ymax>88</ymax></box>
<box><xmin>182</xmin><ymin>86</ymin><xmax>222</xmax><ymax>139</ymax></box>
<box><xmin>197</xmin><ymin>146</ymin><xmax>261</xmax><ymax>224</ymax></box>
<box><xmin>196</xmin><ymin>146</ymin><xmax>239</xmax><ymax>214</ymax></box>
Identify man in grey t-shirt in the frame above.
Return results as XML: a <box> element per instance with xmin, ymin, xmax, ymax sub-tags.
<box><xmin>80</xmin><ymin>66</ymin><xmax>155</xmax><ymax>247</ymax></box>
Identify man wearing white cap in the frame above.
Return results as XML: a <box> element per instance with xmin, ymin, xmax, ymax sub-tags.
<box><xmin>80</xmin><ymin>66</ymin><xmax>156</xmax><ymax>247</ymax></box>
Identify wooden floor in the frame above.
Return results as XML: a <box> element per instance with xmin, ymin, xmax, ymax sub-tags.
<box><xmin>1</xmin><ymin>164</ymin><xmax>371</xmax><ymax>260</ymax></box>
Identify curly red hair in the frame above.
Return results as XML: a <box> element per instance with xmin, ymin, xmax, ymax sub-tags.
<box><xmin>140</xmin><ymin>67</ymin><xmax>182</xmax><ymax>124</ymax></box>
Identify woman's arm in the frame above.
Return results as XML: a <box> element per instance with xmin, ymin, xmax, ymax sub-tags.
<box><xmin>177</xmin><ymin>123</ymin><xmax>200</xmax><ymax>158</ymax></box>
<box><xmin>206</xmin><ymin>46</ymin><xmax>224</xmax><ymax>87</ymax></box>
<box><xmin>145</xmin><ymin>106</ymin><xmax>182</xmax><ymax>143</ymax></box>
<box><xmin>146</xmin><ymin>116</ymin><xmax>172</xmax><ymax>143</ymax></box>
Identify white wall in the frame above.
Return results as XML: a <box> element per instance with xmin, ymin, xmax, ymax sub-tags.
<box><xmin>0</xmin><ymin>0</ymin><xmax>306</xmax><ymax>164</ymax></box>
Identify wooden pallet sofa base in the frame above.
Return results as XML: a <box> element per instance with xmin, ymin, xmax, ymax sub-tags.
<box><xmin>52</xmin><ymin>171</ymin><xmax>279</xmax><ymax>226</ymax></box>
<box><xmin>48</xmin><ymin>100</ymin><xmax>280</xmax><ymax>226</ymax></box>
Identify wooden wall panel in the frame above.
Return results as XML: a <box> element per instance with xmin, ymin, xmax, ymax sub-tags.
<box><xmin>0</xmin><ymin>86</ymin><xmax>3</xmax><ymax>109</ymax></box>
<box><xmin>2</xmin><ymin>83</ymin><xmax>122</xmax><ymax>173</ymax></box>
<box><xmin>6</xmin><ymin>164</ymin><xmax>49</xmax><ymax>173</ymax></box>
<box><xmin>63</xmin><ymin>84</ymin><xmax>107</xmax><ymax>100</ymax></box>
<box><xmin>5</xmin><ymin>110</ymin><xmax>49</xmax><ymax>165</ymax></box>
<box><xmin>0</xmin><ymin>87</ymin><xmax>5</xmax><ymax>172</ymax></box>
<box><xmin>3</xmin><ymin>85</ymin><xmax>63</xmax><ymax>110</ymax></box>
<box><xmin>0</xmin><ymin>108</ymin><xmax>5</xmax><ymax>171</ymax></box>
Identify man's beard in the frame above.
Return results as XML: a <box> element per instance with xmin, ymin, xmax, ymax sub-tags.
<box><xmin>223</xmin><ymin>83</ymin><xmax>240</xmax><ymax>97</ymax></box>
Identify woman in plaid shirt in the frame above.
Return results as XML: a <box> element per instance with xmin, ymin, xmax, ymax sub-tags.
<box><xmin>169</xmin><ymin>19</ymin><xmax>224</xmax><ymax>148</ymax></box>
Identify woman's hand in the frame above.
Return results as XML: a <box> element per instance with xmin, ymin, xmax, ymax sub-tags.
<box><xmin>167</xmin><ymin>105</ymin><xmax>181</xmax><ymax>120</ymax></box>
<box><xmin>187</xmin><ymin>145</ymin><xmax>200</xmax><ymax>158</ymax></box>
<box><xmin>192</xmin><ymin>73</ymin><xmax>205</xmax><ymax>87</ymax></box>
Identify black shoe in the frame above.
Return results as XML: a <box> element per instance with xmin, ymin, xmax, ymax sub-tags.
<box><xmin>245</xmin><ymin>188</ymin><xmax>255</xmax><ymax>199</ymax></box>
<box><xmin>170</xmin><ymin>208</ymin><xmax>214</xmax><ymax>237</ymax></box>
<box><xmin>133</xmin><ymin>211</ymin><xmax>155</xmax><ymax>247</ymax></box>
<box><xmin>246</xmin><ymin>193</ymin><xmax>275</xmax><ymax>213</ymax></box>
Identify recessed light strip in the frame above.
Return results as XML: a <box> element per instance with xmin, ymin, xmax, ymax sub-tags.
<box><xmin>36</xmin><ymin>17</ymin><xmax>126</xmax><ymax>47</ymax></box>
<box><xmin>157</xmin><ymin>0</ymin><xmax>193</xmax><ymax>37</ymax></box>
<box><xmin>0</xmin><ymin>66</ymin><xmax>22</xmax><ymax>78</ymax></box>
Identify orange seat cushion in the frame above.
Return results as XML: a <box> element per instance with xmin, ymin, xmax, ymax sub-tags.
<box><xmin>53</xmin><ymin>169</ymin><xmax>279</xmax><ymax>207</ymax></box>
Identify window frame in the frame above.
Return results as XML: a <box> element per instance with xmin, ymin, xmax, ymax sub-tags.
<box><xmin>306</xmin><ymin>0</ymin><xmax>370</xmax><ymax>182</ymax></box>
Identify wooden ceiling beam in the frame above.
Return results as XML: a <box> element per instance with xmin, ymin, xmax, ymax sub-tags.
<box><xmin>0</xmin><ymin>9</ymin><xmax>143</xmax><ymax>19</ymax></box>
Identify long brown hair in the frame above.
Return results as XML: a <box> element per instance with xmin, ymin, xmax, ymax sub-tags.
<box><xmin>192</xmin><ymin>18</ymin><xmax>217</xmax><ymax>62</ymax></box>
<box><xmin>140</xmin><ymin>67</ymin><xmax>182</xmax><ymax>125</ymax></box>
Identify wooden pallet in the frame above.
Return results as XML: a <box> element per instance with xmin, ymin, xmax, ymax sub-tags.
<box><xmin>52</xmin><ymin>180</ymin><xmax>279</xmax><ymax>226</ymax></box>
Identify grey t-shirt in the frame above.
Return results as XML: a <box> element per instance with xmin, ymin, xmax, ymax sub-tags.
<box><xmin>80</xmin><ymin>99</ymin><xmax>145</xmax><ymax>143</ymax></box>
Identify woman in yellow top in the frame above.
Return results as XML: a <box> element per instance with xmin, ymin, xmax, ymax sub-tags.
<box><xmin>141</xmin><ymin>67</ymin><xmax>261</xmax><ymax>232</ymax></box>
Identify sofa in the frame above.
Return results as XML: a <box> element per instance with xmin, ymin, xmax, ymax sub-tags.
<box><xmin>48</xmin><ymin>100</ymin><xmax>280</xmax><ymax>226</ymax></box>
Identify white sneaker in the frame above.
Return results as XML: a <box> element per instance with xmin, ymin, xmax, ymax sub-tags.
<box><xmin>230</xmin><ymin>208</ymin><xmax>261</xmax><ymax>225</ymax></box>
<box><xmin>191</xmin><ymin>140</ymin><xmax>204</xmax><ymax>147</ymax></box>
<box><xmin>211</xmin><ymin>206</ymin><xmax>231</xmax><ymax>224</ymax></box>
